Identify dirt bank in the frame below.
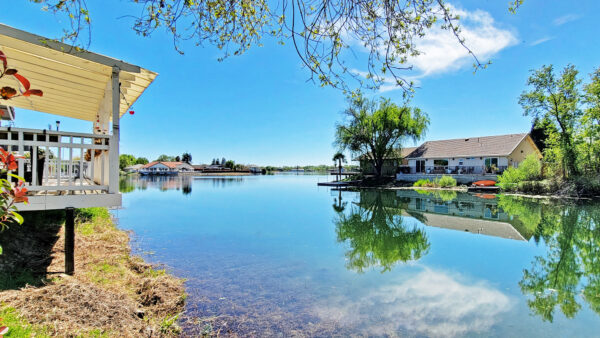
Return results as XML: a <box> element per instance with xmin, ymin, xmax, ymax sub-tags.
<box><xmin>0</xmin><ymin>208</ymin><xmax>185</xmax><ymax>336</ymax></box>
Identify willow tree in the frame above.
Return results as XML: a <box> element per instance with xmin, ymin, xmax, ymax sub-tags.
<box><xmin>335</xmin><ymin>93</ymin><xmax>428</xmax><ymax>178</ymax></box>
<box><xmin>28</xmin><ymin>0</ymin><xmax>524</xmax><ymax>92</ymax></box>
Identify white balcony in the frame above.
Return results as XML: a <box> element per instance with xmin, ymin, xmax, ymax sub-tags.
<box><xmin>0</xmin><ymin>127</ymin><xmax>120</xmax><ymax>210</ymax></box>
<box><xmin>0</xmin><ymin>23</ymin><xmax>157</xmax><ymax>211</ymax></box>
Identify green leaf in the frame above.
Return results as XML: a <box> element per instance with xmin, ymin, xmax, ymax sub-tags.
<box><xmin>8</xmin><ymin>173</ymin><xmax>26</xmax><ymax>182</ymax></box>
<box><xmin>12</xmin><ymin>211</ymin><xmax>24</xmax><ymax>225</ymax></box>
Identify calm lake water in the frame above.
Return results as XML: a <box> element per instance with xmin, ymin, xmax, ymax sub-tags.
<box><xmin>117</xmin><ymin>174</ymin><xmax>600</xmax><ymax>337</ymax></box>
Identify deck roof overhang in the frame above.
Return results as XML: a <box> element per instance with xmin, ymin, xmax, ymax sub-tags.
<box><xmin>0</xmin><ymin>23</ymin><xmax>157</xmax><ymax>122</ymax></box>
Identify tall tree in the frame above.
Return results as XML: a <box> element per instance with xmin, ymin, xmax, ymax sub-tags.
<box><xmin>332</xmin><ymin>152</ymin><xmax>346</xmax><ymax>182</ymax></box>
<box><xmin>119</xmin><ymin>154</ymin><xmax>136</xmax><ymax>170</ymax></box>
<box><xmin>181</xmin><ymin>152</ymin><xmax>192</xmax><ymax>164</ymax></box>
<box><xmin>135</xmin><ymin>157</ymin><xmax>149</xmax><ymax>165</ymax></box>
<box><xmin>156</xmin><ymin>154</ymin><xmax>175</xmax><ymax>162</ymax></box>
<box><xmin>335</xmin><ymin>93</ymin><xmax>428</xmax><ymax>178</ymax></box>
<box><xmin>519</xmin><ymin>65</ymin><xmax>582</xmax><ymax>178</ymax></box>
<box><xmin>582</xmin><ymin>68</ymin><xmax>600</xmax><ymax>173</ymax></box>
<box><xmin>27</xmin><ymin>0</ymin><xmax>525</xmax><ymax>92</ymax></box>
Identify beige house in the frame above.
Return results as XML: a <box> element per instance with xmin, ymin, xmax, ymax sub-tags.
<box><xmin>357</xmin><ymin>147</ymin><xmax>417</xmax><ymax>176</ymax></box>
<box><xmin>405</xmin><ymin>133</ymin><xmax>542</xmax><ymax>175</ymax></box>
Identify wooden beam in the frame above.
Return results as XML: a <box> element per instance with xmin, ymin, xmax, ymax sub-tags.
<box><xmin>109</xmin><ymin>67</ymin><xmax>119</xmax><ymax>193</ymax></box>
<box><xmin>0</xmin><ymin>23</ymin><xmax>142</xmax><ymax>73</ymax></box>
<box><xmin>65</xmin><ymin>207</ymin><xmax>75</xmax><ymax>275</ymax></box>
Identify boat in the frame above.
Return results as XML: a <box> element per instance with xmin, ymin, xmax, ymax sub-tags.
<box><xmin>472</xmin><ymin>180</ymin><xmax>497</xmax><ymax>187</ymax></box>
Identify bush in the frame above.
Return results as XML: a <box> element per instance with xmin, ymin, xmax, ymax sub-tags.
<box><xmin>437</xmin><ymin>175</ymin><xmax>457</xmax><ymax>188</ymax></box>
<box><xmin>497</xmin><ymin>154</ymin><xmax>542</xmax><ymax>190</ymax></box>
<box><xmin>414</xmin><ymin>179</ymin><xmax>432</xmax><ymax>187</ymax></box>
<box><xmin>519</xmin><ymin>154</ymin><xmax>542</xmax><ymax>181</ymax></box>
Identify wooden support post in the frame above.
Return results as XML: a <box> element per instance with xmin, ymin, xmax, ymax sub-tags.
<box><xmin>108</xmin><ymin>67</ymin><xmax>120</xmax><ymax>194</ymax></box>
<box><xmin>65</xmin><ymin>207</ymin><xmax>75</xmax><ymax>275</ymax></box>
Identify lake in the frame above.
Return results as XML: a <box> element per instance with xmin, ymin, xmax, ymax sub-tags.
<box><xmin>117</xmin><ymin>174</ymin><xmax>600</xmax><ymax>337</ymax></box>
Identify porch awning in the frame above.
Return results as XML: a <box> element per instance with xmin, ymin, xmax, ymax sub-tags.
<box><xmin>0</xmin><ymin>23</ymin><xmax>157</xmax><ymax>122</ymax></box>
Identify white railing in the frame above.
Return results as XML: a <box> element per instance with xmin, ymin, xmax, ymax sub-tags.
<box><xmin>0</xmin><ymin>127</ymin><xmax>111</xmax><ymax>193</ymax></box>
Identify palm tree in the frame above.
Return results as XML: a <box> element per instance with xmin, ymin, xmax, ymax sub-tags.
<box><xmin>332</xmin><ymin>152</ymin><xmax>346</xmax><ymax>182</ymax></box>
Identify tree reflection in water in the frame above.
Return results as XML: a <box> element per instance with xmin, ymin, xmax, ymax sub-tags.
<box><xmin>334</xmin><ymin>190</ymin><xmax>430</xmax><ymax>273</ymax></box>
<box><xmin>335</xmin><ymin>191</ymin><xmax>600</xmax><ymax>322</ymax></box>
<box><xmin>498</xmin><ymin>196</ymin><xmax>600</xmax><ymax>322</ymax></box>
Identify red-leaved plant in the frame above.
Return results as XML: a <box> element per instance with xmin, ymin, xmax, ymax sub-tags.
<box><xmin>0</xmin><ymin>147</ymin><xmax>28</xmax><ymax>255</ymax></box>
<box><xmin>0</xmin><ymin>48</ymin><xmax>41</xmax><ymax>255</ymax></box>
<box><xmin>0</xmin><ymin>50</ymin><xmax>43</xmax><ymax>100</ymax></box>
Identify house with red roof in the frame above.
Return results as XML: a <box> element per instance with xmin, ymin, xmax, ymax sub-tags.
<box><xmin>140</xmin><ymin>161</ymin><xmax>194</xmax><ymax>175</ymax></box>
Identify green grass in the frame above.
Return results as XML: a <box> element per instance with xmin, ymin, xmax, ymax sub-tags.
<box><xmin>75</xmin><ymin>208</ymin><xmax>111</xmax><ymax>223</ymax></box>
<box><xmin>0</xmin><ymin>306</ymin><xmax>50</xmax><ymax>337</ymax></box>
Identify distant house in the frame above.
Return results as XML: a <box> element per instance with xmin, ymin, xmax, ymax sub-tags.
<box><xmin>405</xmin><ymin>133</ymin><xmax>542</xmax><ymax>175</ymax></box>
<box><xmin>192</xmin><ymin>165</ymin><xmax>207</xmax><ymax>172</ymax></box>
<box><xmin>247</xmin><ymin>165</ymin><xmax>262</xmax><ymax>174</ymax></box>
<box><xmin>357</xmin><ymin>147</ymin><xmax>417</xmax><ymax>176</ymax></box>
<box><xmin>140</xmin><ymin>161</ymin><xmax>194</xmax><ymax>175</ymax></box>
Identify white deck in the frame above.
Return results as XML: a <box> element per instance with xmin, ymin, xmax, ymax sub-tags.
<box><xmin>1</xmin><ymin>127</ymin><xmax>121</xmax><ymax>211</ymax></box>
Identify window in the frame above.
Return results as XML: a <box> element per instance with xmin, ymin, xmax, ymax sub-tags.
<box><xmin>434</xmin><ymin>159</ymin><xmax>448</xmax><ymax>166</ymax></box>
<box><xmin>458</xmin><ymin>158</ymin><xmax>465</xmax><ymax>166</ymax></box>
<box><xmin>484</xmin><ymin>157</ymin><xmax>498</xmax><ymax>168</ymax></box>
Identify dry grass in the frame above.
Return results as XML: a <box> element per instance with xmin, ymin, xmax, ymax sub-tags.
<box><xmin>0</xmin><ymin>208</ymin><xmax>185</xmax><ymax>337</ymax></box>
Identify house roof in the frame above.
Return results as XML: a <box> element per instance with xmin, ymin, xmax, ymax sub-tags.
<box><xmin>125</xmin><ymin>163</ymin><xmax>144</xmax><ymax>170</ymax></box>
<box><xmin>143</xmin><ymin>161</ymin><xmax>185</xmax><ymax>169</ymax></box>
<box><xmin>406</xmin><ymin>133</ymin><xmax>531</xmax><ymax>159</ymax></box>
<box><xmin>356</xmin><ymin>147</ymin><xmax>417</xmax><ymax>161</ymax></box>
<box><xmin>0</xmin><ymin>23</ymin><xmax>157</xmax><ymax>122</ymax></box>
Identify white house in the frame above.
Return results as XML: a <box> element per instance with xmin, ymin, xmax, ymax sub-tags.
<box><xmin>140</xmin><ymin>161</ymin><xmax>194</xmax><ymax>175</ymax></box>
<box><xmin>397</xmin><ymin>133</ymin><xmax>542</xmax><ymax>183</ymax></box>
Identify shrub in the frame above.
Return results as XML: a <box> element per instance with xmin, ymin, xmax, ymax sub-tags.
<box><xmin>497</xmin><ymin>154</ymin><xmax>542</xmax><ymax>190</ymax></box>
<box><xmin>413</xmin><ymin>179</ymin><xmax>432</xmax><ymax>187</ymax></box>
<box><xmin>437</xmin><ymin>175</ymin><xmax>457</xmax><ymax>188</ymax></box>
<box><xmin>519</xmin><ymin>154</ymin><xmax>542</xmax><ymax>181</ymax></box>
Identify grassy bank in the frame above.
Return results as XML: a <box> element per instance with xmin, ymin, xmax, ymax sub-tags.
<box><xmin>0</xmin><ymin>208</ymin><xmax>185</xmax><ymax>336</ymax></box>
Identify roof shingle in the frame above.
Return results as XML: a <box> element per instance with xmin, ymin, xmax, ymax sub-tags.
<box><xmin>407</xmin><ymin>133</ymin><xmax>529</xmax><ymax>158</ymax></box>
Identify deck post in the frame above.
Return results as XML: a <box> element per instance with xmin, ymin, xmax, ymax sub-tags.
<box><xmin>108</xmin><ymin>67</ymin><xmax>120</xmax><ymax>194</ymax></box>
<box><xmin>65</xmin><ymin>207</ymin><xmax>75</xmax><ymax>275</ymax></box>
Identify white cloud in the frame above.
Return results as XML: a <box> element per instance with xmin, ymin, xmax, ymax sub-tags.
<box><xmin>312</xmin><ymin>269</ymin><xmax>513</xmax><ymax>337</ymax></box>
<box><xmin>530</xmin><ymin>36</ymin><xmax>554</xmax><ymax>46</ymax></box>
<box><xmin>352</xmin><ymin>4</ymin><xmax>517</xmax><ymax>92</ymax></box>
<box><xmin>407</xmin><ymin>6</ymin><xmax>517</xmax><ymax>78</ymax></box>
<box><xmin>553</xmin><ymin>14</ymin><xmax>580</xmax><ymax>26</ymax></box>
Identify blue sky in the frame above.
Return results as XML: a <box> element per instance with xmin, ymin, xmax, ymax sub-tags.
<box><xmin>1</xmin><ymin>0</ymin><xmax>599</xmax><ymax>166</ymax></box>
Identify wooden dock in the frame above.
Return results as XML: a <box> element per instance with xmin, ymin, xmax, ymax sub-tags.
<box><xmin>467</xmin><ymin>186</ymin><xmax>501</xmax><ymax>193</ymax></box>
<box><xmin>317</xmin><ymin>180</ymin><xmax>360</xmax><ymax>187</ymax></box>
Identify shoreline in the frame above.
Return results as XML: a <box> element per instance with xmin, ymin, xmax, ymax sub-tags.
<box><xmin>0</xmin><ymin>208</ymin><xmax>185</xmax><ymax>336</ymax></box>
<box><xmin>349</xmin><ymin>184</ymin><xmax>600</xmax><ymax>201</ymax></box>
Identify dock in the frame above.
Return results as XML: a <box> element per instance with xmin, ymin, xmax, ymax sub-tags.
<box><xmin>317</xmin><ymin>180</ymin><xmax>360</xmax><ymax>187</ymax></box>
<box><xmin>467</xmin><ymin>186</ymin><xmax>501</xmax><ymax>193</ymax></box>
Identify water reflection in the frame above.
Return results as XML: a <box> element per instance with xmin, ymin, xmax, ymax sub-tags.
<box><xmin>340</xmin><ymin>189</ymin><xmax>600</xmax><ymax>323</ymax></box>
<box><xmin>117</xmin><ymin>175</ymin><xmax>600</xmax><ymax>335</ymax></box>
<box><xmin>511</xmin><ymin>197</ymin><xmax>600</xmax><ymax>322</ymax></box>
<box><xmin>334</xmin><ymin>190</ymin><xmax>430</xmax><ymax>273</ymax></box>
<box><xmin>121</xmin><ymin>175</ymin><xmax>197</xmax><ymax>195</ymax></box>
